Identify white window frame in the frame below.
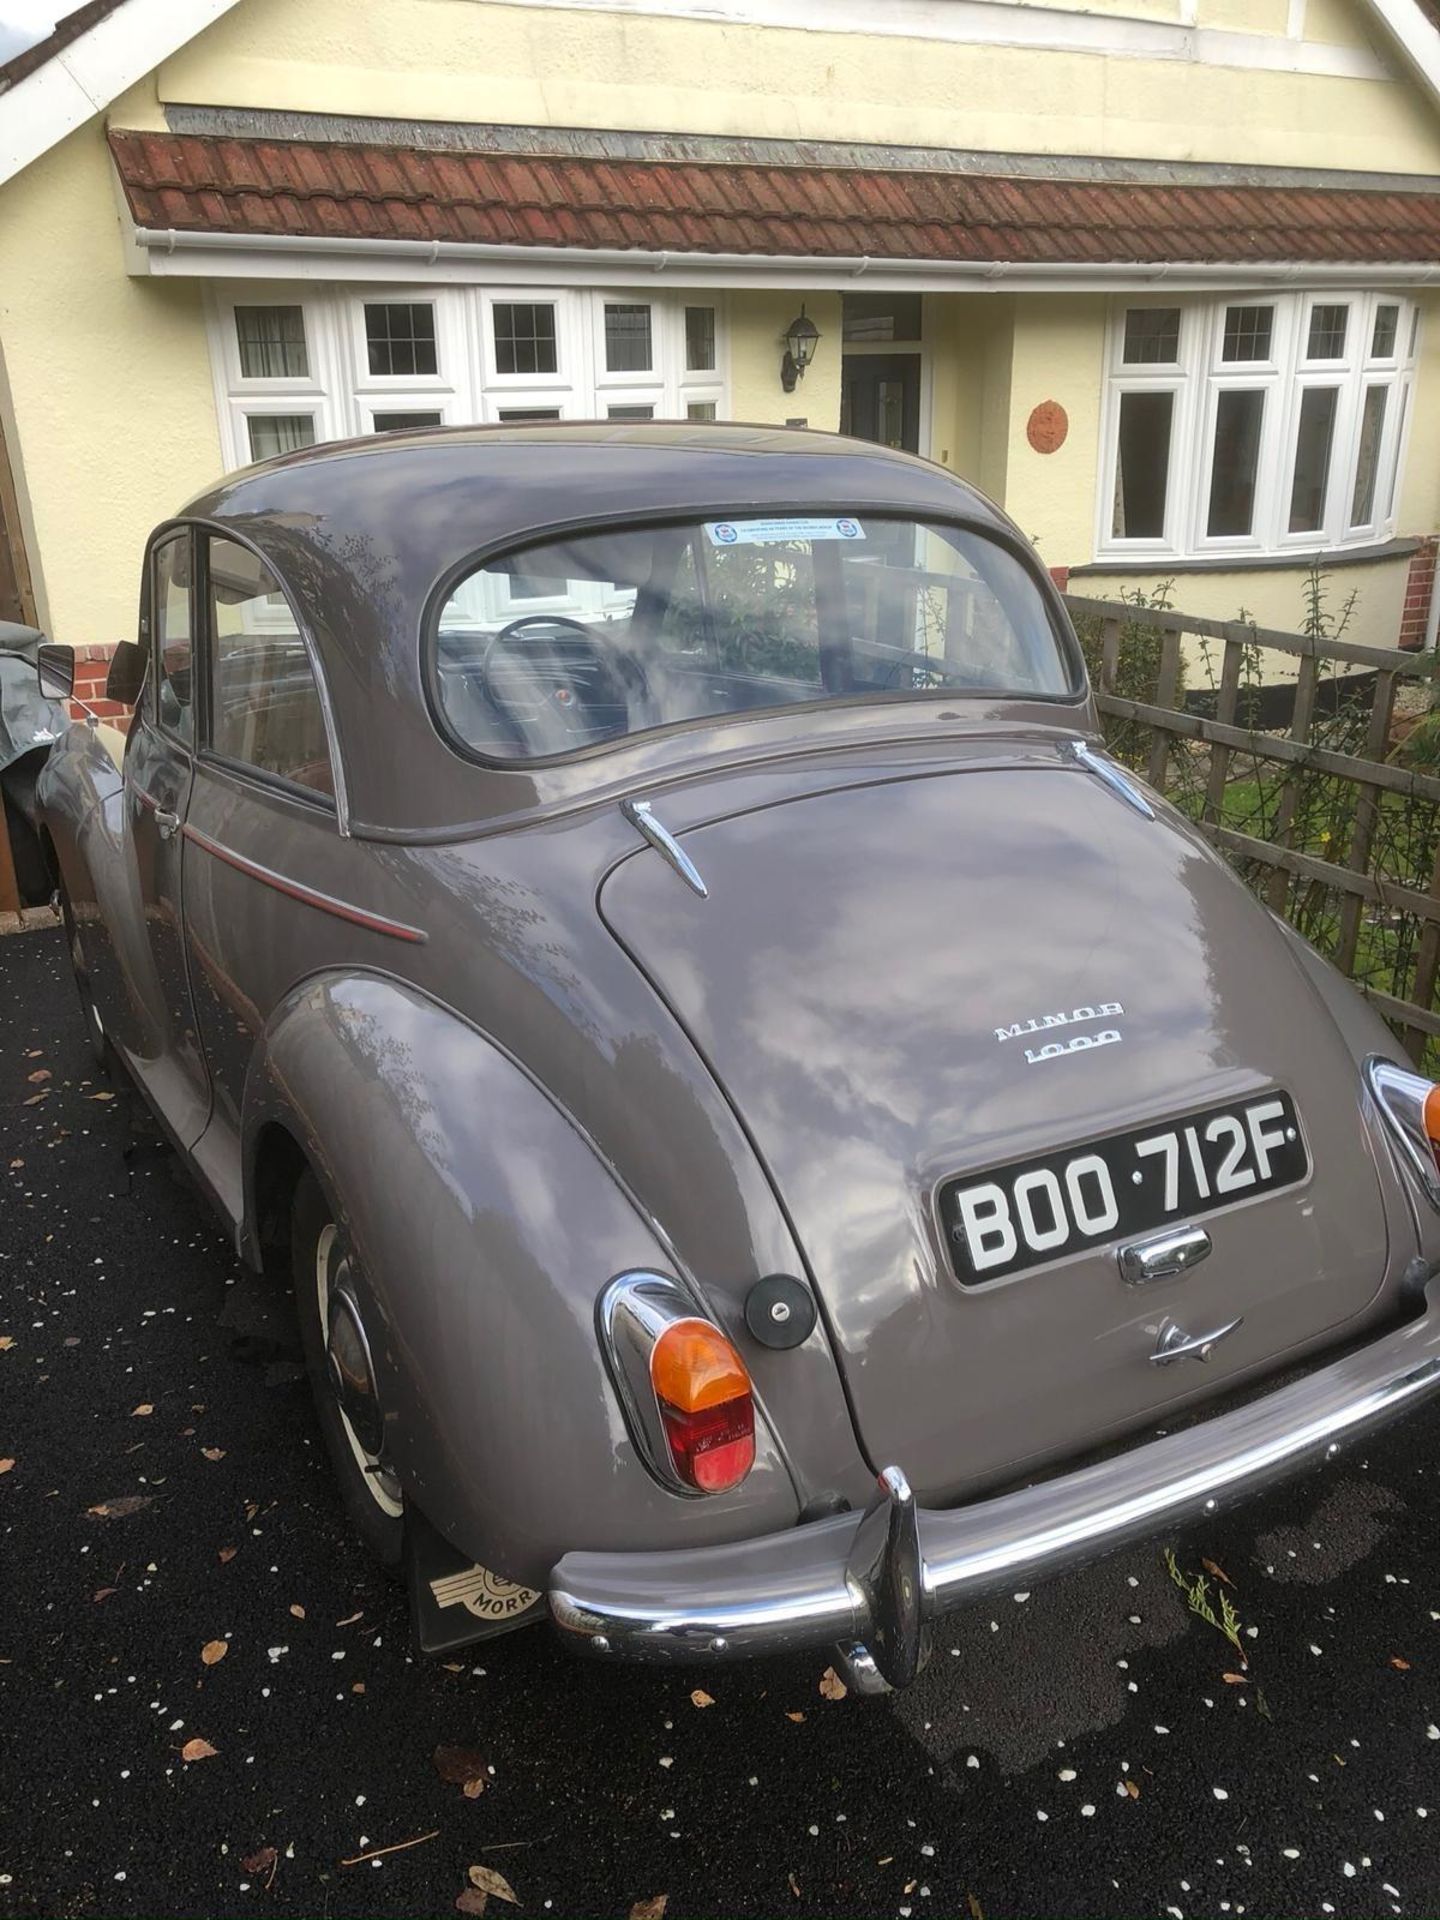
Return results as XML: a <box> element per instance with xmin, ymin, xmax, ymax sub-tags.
<box><xmin>207</xmin><ymin>285</ymin><xmax>730</xmax><ymax>468</ymax></box>
<box><xmin>1096</xmin><ymin>290</ymin><xmax>1419</xmax><ymax>563</ymax></box>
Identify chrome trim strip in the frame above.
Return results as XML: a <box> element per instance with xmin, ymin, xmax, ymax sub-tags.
<box><xmin>551</xmin><ymin>1283</ymin><xmax>1440</xmax><ymax>1677</ymax></box>
<box><xmin>622</xmin><ymin>798</ymin><xmax>709</xmax><ymax>898</ymax></box>
<box><xmin>181</xmin><ymin>824</ymin><xmax>428</xmax><ymax>943</ymax></box>
<box><xmin>1365</xmin><ymin>1054</ymin><xmax>1440</xmax><ymax>1209</ymax></box>
<box><xmin>1064</xmin><ymin>738</ymin><xmax>1156</xmax><ymax>820</ymax></box>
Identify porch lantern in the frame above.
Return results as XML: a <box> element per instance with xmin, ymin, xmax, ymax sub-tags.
<box><xmin>780</xmin><ymin>307</ymin><xmax>821</xmax><ymax>392</ymax></box>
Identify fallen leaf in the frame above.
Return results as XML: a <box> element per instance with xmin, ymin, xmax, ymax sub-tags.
<box><xmin>467</xmin><ymin>1864</ymin><xmax>519</xmax><ymax>1905</ymax></box>
<box><xmin>967</xmin><ymin>1895</ymin><xmax>986</xmax><ymax>1920</ymax></box>
<box><xmin>455</xmin><ymin>1892</ymin><xmax>489</xmax><ymax>1917</ymax></box>
<box><xmin>8</xmin><ymin>1158</ymin><xmax>23</xmax><ymax>1169</ymax></box>
<box><xmin>905</xmin><ymin>1883</ymin><xmax>918</xmax><ymax>1896</ymax></box>
<box><xmin>27</xmin><ymin>1069</ymin><xmax>51</xmax><ymax>1084</ymax></box>
<box><xmin>0</xmin><ymin>1459</ymin><xmax>13</xmax><ymax>1475</ymax></box>
<box><xmin>87</xmin><ymin>1091</ymin><xmax>115</xmax><ymax>1102</ymax></box>
<box><xmin>690</xmin><ymin>1689</ymin><xmax>714</xmax><ymax>1709</ymax></box>
<box><xmin>1124</xmin><ymin>1779</ymin><xmax>1140</xmax><ymax>1800</ymax></box>
<box><xmin>788</xmin><ymin>1880</ymin><xmax>801</xmax><ymax>1902</ymax></box>
<box><xmin>92</xmin><ymin>1587</ymin><xmax>117</xmax><ymax>1604</ymax></box>
<box><xmin>241</xmin><ymin>1846</ymin><xmax>277</xmax><ymax>1876</ymax></box>
<box><xmin>351</xmin><ymin>1682</ymin><xmax>366</xmax><ymax>1695</ymax></box>
<box><xmin>1221</xmin><ymin>1672</ymin><xmax>1248</xmax><ymax>1685</ymax></box>
<box><xmin>132</xmin><ymin>1403</ymin><xmax>153</xmax><ymax>1417</ymax></box>
<box><xmin>462</xmin><ymin>1778</ymin><xmax>485</xmax><ymax>1800</ymax></box>
<box><xmin>1202</xmin><ymin>1558</ymin><xmax>1234</xmax><ymax>1587</ymax></box>
<box><xmin>785</xmin><ymin>1711</ymin><xmax>805</xmax><ymax>1723</ymax></box>
<box><xmin>201</xmin><ymin>1640</ymin><xmax>228</xmax><ymax>1666</ymax></box>
<box><xmin>434</xmin><ymin>1745</ymin><xmax>488</xmax><ymax>1791</ymax></box>
<box><xmin>818</xmin><ymin>1666</ymin><xmax>848</xmax><ymax>1702</ymax></box>
<box><xmin>0</xmin><ymin>1337</ymin><xmax>13</xmax><ymax>1351</ymax></box>
<box><xmin>217</xmin><ymin>1547</ymin><xmax>237</xmax><ymax>1564</ymax></box>
<box><xmin>336</xmin><ymin>1611</ymin><xmax>363</xmax><ymax>1626</ymax></box>
<box><xmin>289</xmin><ymin>1604</ymin><xmax>306</xmax><ymax>1620</ymax></box>
<box><xmin>181</xmin><ymin>1737</ymin><xmax>218</xmax><ymax>1763</ymax></box>
<box><xmin>629</xmin><ymin>1899</ymin><xmax>667</xmax><ymax>1920</ymax></box>
<box><xmin>1391</xmin><ymin>1655</ymin><xmax>1412</xmax><ymax>1670</ymax></box>
<box><xmin>85</xmin><ymin>1494</ymin><xmax>150</xmax><ymax>1518</ymax></box>
<box><xmin>201</xmin><ymin>1447</ymin><xmax>226</xmax><ymax>1462</ymax></box>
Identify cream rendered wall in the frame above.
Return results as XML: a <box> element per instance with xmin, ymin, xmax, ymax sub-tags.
<box><xmin>1073</xmin><ymin>557</ymin><xmax>1410</xmax><ymax>650</ymax></box>
<box><xmin>996</xmin><ymin>295</ymin><xmax>1106</xmax><ymax>569</ymax></box>
<box><xmin>727</xmin><ymin>290</ymin><xmax>841</xmax><ymax>431</ymax></box>
<box><xmin>0</xmin><ymin>88</ymin><xmax>219</xmax><ymax>647</ymax></box>
<box><xmin>154</xmin><ymin>0</ymin><xmax>1440</xmax><ymax>176</ymax></box>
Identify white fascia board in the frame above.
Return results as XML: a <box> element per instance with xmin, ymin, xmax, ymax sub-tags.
<box><xmin>1364</xmin><ymin>0</ymin><xmax>1440</xmax><ymax>105</ymax></box>
<box><xmin>124</xmin><ymin>224</ymin><xmax>1440</xmax><ymax>293</ymax></box>
<box><xmin>0</xmin><ymin>0</ymin><xmax>242</xmax><ymax>188</ymax></box>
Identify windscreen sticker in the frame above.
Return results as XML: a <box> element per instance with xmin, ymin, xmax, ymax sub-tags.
<box><xmin>705</xmin><ymin>516</ymin><xmax>866</xmax><ymax>546</ymax></box>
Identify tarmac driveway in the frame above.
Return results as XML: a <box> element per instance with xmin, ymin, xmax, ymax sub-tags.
<box><xmin>2</xmin><ymin>924</ymin><xmax>1438</xmax><ymax>1919</ymax></box>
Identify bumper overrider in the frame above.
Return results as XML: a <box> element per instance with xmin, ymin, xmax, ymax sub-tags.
<box><xmin>550</xmin><ymin>1286</ymin><xmax>1440</xmax><ymax>1691</ymax></box>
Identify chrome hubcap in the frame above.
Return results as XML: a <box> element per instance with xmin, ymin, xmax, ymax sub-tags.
<box><xmin>316</xmin><ymin>1223</ymin><xmax>402</xmax><ymax>1517</ymax></box>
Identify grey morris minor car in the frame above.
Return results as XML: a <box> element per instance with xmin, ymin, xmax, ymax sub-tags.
<box><xmin>34</xmin><ymin>423</ymin><xmax>1440</xmax><ymax>1690</ymax></box>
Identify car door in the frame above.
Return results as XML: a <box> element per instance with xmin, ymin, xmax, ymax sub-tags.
<box><xmin>120</xmin><ymin>528</ymin><xmax>212</xmax><ymax>1147</ymax></box>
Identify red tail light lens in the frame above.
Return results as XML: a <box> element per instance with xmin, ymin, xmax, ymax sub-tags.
<box><xmin>650</xmin><ymin>1318</ymin><xmax>755</xmax><ymax>1493</ymax></box>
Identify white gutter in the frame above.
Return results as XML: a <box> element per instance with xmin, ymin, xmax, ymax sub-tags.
<box><xmin>124</xmin><ymin>224</ymin><xmax>1440</xmax><ymax>292</ymax></box>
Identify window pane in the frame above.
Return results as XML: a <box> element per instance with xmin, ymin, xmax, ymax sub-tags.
<box><xmin>247</xmin><ymin>414</ymin><xmax>317</xmax><ymax>462</ymax></box>
<box><xmin>493</xmin><ymin>303</ymin><xmax>558</xmax><ymax>376</ymax></box>
<box><xmin>604</xmin><ymin>304</ymin><xmax>653</xmax><ymax>372</ymax></box>
<box><xmin>1372</xmin><ymin>304</ymin><xmax>1400</xmax><ymax>359</ymax></box>
<box><xmin>1288</xmin><ymin>387</ymin><xmax>1338</xmax><ymax>533</ymax></box>
<box><xmin>235</xmin><ymin>305</ymin><xmax>308</xmax><ymax>379</ymax></box>
<box><xmin>1350</xmin><ymin>385</ymin><xmax>1389</xmax><ymax>528</ymax></box>
<box><xmin>685</xmin><ymin>306</ymin><xmax>716</xmax><ymax>372</ymax></box>
<box><xmin>607</xmin><ymin>404</ymin><xmax>655</xmax><ymax>421</ymax></box>
<box><xmin>1122</xmin><ymin>308</ymin><xmax>1181</xmax><ymax>365</ymax></box>
<box><xmin>1112</xmin><ymin>390</ymin><xmax>1173</xmax><ymax>539</ymax></box>
<box><xmin>152</xmin><ymin>536</ymin><xmax>193</xmax><ymax>743</ymax></box>
<box><xmin>497</xmin><ymin>407</ymin><xmax>562</xmax><ymax>423</ymax></box>
<box><xmin>371</xmin><ymin>410</ymin><xmax>443</xmax><ymax>431</ymax></box>
<box><xmin>1221</xmin><ymin>305</ymin><xmax>1274</xmax><ymax>363</ymax></box>
<box><xmin>1207</xmin><ymin>389</ymin><xmax>1266</xmax><ymax>536</ymax></box>
<box><xmin>1385</xmin><ymin>386</ymin><xmax>1409</xmax><ymax>521</ymax></box>
<box><xmin>364</xmin><ymin>302</ymin><xmax>437</xmax><ymax>378</ymax></box>
<box><xmin>1305</xmin><ymin>304</ymin><xmax>1349</xmax><ymax>361</ymax></box>
<box><xmin>434</xmin><ymin>518</ymin><xmax>1069</xmax><ymax>761</ymax></box>
<box><xmin>209</xmin><ymin>537</ymin><xmax>333</xmax><ymax>796</ymax></box>
<box><xmin>686</xmin><ymin>400</ymin><xmax>718</xmax><ymax>422</ymax></box>
<box><xmin>841</xmin><ymin>293</ymin><xmax>923</xmax><ymax>343</ymax></box>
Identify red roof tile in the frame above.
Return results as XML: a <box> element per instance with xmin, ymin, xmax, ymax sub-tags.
<box><xmin>107</xmin><ymin>129</ymin><xmax>1440</xmax><ymax>266</ymax></box>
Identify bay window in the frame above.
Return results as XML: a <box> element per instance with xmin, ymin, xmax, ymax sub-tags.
<box><xmin>1100</xmin><ymin>291</ymin><xmax>1417</xmax><ymax>560</ymax></box>
<box><xmin>211</xmin><ymin>286</ymin><xmax>726</xmax><ymax>470</ymax></box>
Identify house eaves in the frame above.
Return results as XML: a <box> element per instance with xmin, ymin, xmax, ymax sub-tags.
<box><xmin>0</xmin><ymin>0</ymin><xmax>241</xmax><ymax>189</ymax></box>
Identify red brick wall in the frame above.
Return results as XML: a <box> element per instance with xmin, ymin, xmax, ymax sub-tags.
<box><xmin>67</xmin><ymin>642</ymin><xmax>132</xmax><ymax>728</ymax></box>
<box><xmin>1398</xmin><ymin>538</ymin><xmax>1437</xmax><ymax>652</ymax></box>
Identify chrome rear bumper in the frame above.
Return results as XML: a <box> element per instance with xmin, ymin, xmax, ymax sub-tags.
<box><xmin>549</xmin><ymin>1288</ymin><xmax>1440</xmax><ymax>1690</ymax></box>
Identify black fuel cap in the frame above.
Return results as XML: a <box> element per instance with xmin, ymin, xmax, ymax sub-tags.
<box><xmin>744</xmin><ymin>1273</ymin><xmax>817</xmax><ymax>1350</ymax></box>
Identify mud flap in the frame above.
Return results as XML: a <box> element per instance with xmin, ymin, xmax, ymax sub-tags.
<box><xmin>405</xmin><ymin>1504</ymin><xmax>546</xmax><ymax>1656</ymax></box>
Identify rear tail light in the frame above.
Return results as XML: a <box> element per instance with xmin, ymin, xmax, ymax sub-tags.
<box><xmin>1365</xmin><ymin>1057</ymin><xmax>1440</xmax><ymax>1206</ymax></box>
<box><xmin>599</xmin><ymin>1272</ymin><xmax>758</xmax><ymax>1497</ymax></box>
<box><xmin>650</xmin><ymin>1318</ymin><xmax>756</xmax><ymax>1493</ymax></box>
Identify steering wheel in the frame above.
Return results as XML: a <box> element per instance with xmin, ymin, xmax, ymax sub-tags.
<box><xmin>481</xmin><ymin>615</ymin><xmax>646</xmax><ymax>739</ymax></box>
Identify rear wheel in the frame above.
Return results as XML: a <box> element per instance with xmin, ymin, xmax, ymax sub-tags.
<box><xmin>56</xmin><ymin>879</ymin><xmax>108</xmax><ymax>1071</ymax></box>
<box><xmin>291</xmin><ymin>1170</ymin><xmax>404</xmax><ymax>1565</ymax></box>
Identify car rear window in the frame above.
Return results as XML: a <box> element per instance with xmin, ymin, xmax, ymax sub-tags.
<box><xmin>430</xmin><ymin>515</ymin><xmax>1074</xmax><ymax>762</ymax></box>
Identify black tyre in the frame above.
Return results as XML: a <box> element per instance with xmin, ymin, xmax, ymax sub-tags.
<box><xmin>56</xmin><ymin>878</ymin><xmax>109</xmax><ymax>1071</ymax></box>
<box><xmin>291</xmin><ymin>1170</ymin><xmax>404</xmax><ymax>1565</ymax></box>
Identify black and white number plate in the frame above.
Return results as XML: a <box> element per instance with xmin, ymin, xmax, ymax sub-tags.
<box><xmin>941</xmin><ymin>1091</ymin><xmax>1308</xmax><ymax>1285</ymax></box>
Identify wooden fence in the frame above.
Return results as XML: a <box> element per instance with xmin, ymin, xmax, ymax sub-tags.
<box><xmin>1064</xmin><ymin>592</ymin><xmax>1440</xmax><ymax>1063</ymax></box>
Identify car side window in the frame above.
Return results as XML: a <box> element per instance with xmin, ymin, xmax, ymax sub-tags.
<box><xmin>205</xmin><ymin>536</ymin><xmax>335</xmax><ymax>799</ymax></box>
<box><xmin>152</xmin><ymin>534</ymin><xmax>195</xmax><ymax>744</ymax></box>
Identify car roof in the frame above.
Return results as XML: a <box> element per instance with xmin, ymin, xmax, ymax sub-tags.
<box><xmin>177</xmin><ymin>423</ymin><xmax>1038</xmax><ymax>835</ymax></box>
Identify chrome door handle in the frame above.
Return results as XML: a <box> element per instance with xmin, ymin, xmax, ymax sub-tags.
<box><xmin>1151</xmin><ymin>1316</ymin><xmax>1243</xmax><ymax>1366</ymax></box>
<box><xmin>154</xmin><ymin>808</ymin><xmax>179</xmax><ymax>840</ymax></box>
<box><xmin>1119</xmin><ymin>1225</ymin><xmax>1212</xmax><ymax>1285</ymax></box>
